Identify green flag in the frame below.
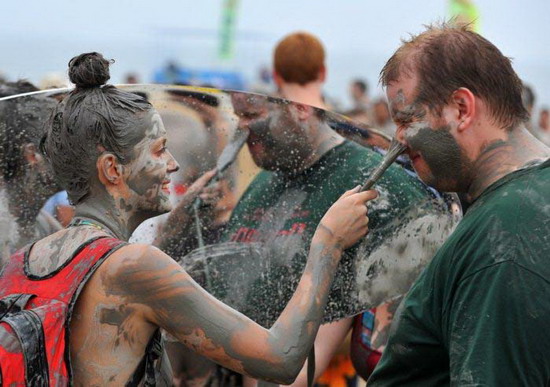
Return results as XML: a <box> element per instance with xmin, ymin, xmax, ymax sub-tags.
<box><xmin>219</xmin><ymin>0</ymin><xmax>240</xmax><ymax>60</ymax></box>
<box><xmin>449</xmin><ymin>0</ymin><xmax>481</xmax><ymax>33</ymax></box>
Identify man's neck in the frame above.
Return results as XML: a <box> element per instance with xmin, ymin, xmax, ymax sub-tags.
<box><xmin>467</xmin><ymin>127</ymin><xmax>550</xmax><ymax>201</ymax></box>
<box><xmin>310</xmin><ymin>127</ymin><xmax>345</xmax><ymax>165</ymax></box>
<box><xmin>275</xmin><ymin>81</ymin><xmax>345</xmax><ymax>175</ymax></box>
<box><xmin>279</xmin><ymin>81</ymin><xmax>326</xmax><ymax>109</ymax></box>
<box><xmin>280</xmin><ymin>124</ymin><xmax>345</xmax><ymax>177</ymax></box>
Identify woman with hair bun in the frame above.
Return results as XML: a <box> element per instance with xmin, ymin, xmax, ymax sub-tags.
<box><xmin>0</xmin><ymin>52</ymin><xmax>377</xmax><ymax>386</ymax></box>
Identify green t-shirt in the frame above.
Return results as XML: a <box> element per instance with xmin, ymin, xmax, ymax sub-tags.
<box><xmin>221</xmin><ymin>141</ymin><xmax>442</xmax><ymax>324</ymax></box>
<box><xmin>223</xmin><ymin>141</ymin><xmax>426</xmax><ymax>250</ymax></box>
<box><xmin>369</xmin><ymin>159</ymin><xmax>550</xmax><ymax>386</ymax></box>
<box><xmin>226</xmin><ymin>141</ymin><xmax>351</xmax><ymax>243</ymax></box>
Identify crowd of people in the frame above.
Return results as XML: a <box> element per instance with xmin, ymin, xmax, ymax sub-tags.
<box><xmin>1</xmin><ymin>21</ymin><xmax>549</xmax><ymax>387</ymax></box>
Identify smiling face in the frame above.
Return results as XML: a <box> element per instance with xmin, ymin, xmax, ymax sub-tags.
<box><xmin>387</xmin><ymin>72</ymin><xmax>472</xmax><ymax>192</ymax></box>
<box><xmin>123</xmin><ymin>111</ymin><xmax>179</xmax><ymax>216</ymax></box>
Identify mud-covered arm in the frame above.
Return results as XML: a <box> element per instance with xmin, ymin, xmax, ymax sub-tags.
<box><xmin>110</xmin><ymin>188</ymin><xmax>376</xmax><ymax>384</ymax></box>
<box><xmin>110</xmin><ymin>233</ymin><xmax>339</xmax><ymax>384</ymax></box>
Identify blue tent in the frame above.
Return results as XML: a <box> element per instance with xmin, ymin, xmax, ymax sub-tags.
<box><xmin>153</xmin><ymin>63</ymin><xmax>246</xmax><ymax>90</ymax></box>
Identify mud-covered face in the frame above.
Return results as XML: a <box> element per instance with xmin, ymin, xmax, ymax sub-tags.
<box><xmin>387</xmin><ymin>73</ymin><xmax>471</xmax><ymax>192</ymax></box>
<box><xmin>232</xmin><ymin>95</ymin><xmax>313</xmax><ymax>172</ymax></box>
<box><xmin>124</xmin><ymin>111</ymin><xmax>179</xmax><ymax>216</ymax></box>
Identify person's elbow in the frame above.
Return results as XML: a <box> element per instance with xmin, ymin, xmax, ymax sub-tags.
<box><xmin>271</xmin><ymin>353</ymin><xmax>306</xmax><ymax>385</ymax></box>
<box><xmin>249</xmin><ymin>354</ymin><xmax>303</xmax><ymax>385</ymax></box>
<box><xmin>266</xmin><ymin>366</ymin><xmax>300</xmax><ymax>385</ymax></box>
<box><xmin>280</xmin><ymin>364</ymin><xmax>302</xmax><ymax>385</ymax></box>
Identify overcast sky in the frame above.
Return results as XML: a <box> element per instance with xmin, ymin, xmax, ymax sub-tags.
<box><xmin>1</xmin><ymin>0</ymin><xmax>549</xmax><ymax>108</ymax></box>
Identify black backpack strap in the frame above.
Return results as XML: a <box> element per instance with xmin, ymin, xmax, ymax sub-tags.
<box><xmin>126</xmin><ymin>329</ymin><xmax>165</xmax><ymax>387</ymax></box>
<box><xmin>2</xmin><ymin>309</ymin><xmax>49</xmax><ymax>386</ymax></box>
<box><xmin>0</xmin><ymin>293</ymin><xmax>34</xmax><ymax>319</ymax></box>
<box><xmin>307</xmin><ymin>345</ymin><xmax>316</xmax><ymax>387</ymax></box>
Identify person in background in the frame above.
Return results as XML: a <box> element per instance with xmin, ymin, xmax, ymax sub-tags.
<box><xmin>272</xmin><ymin>32</ymin><xmax>327</xmax><ymax>110</ymax></box>
<box><xmin>521</xmin><ymin>83</ymin><xmax>536</xmax><ymax>132</ymax></box>
<box><xmin>42</xmin><ymin>190</ymin><xmax>75</xmax><ymax>227</ymax></box>
<box><xmin>226</xmin><ymin>31</ymin><xmax>431</xmax><ymax>387</ymax></box>
<box><xmin>371</xmin><ymin>98</ymin><xmax>396</xmax><ymax>137</ymax></box>
<box><xmin>124</xmin><ymin>72</ymin><xmax>141</xmax><ymax>84</ymax></box>
<box><xmin>344</xmin><ymin>79</ymin><xmax>371</xmax><ymax>124</ymax></box>
<box><xmin>534</xmin><ymin>107</ymin><xmax>550</xmax><ymax>146</ymax></box>
<box><xmin>0</xmin><ymin>80</ymin><xmax>62</xmax><ymax>253</ymax></box>
<box><xmin>250</xmin><ymin>65</ymin><xmax>274</xmax><ymax>95</ymax></box>
<box><xmin>368</xmin><ymin>22</ymin><xmax>550</xmax><ymax>385</ymax></box>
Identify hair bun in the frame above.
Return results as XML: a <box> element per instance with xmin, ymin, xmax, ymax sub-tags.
<box><xmin>68</xmin><ymin>52</ymin><xmax>112</xmax><ymax>88</ymax></box>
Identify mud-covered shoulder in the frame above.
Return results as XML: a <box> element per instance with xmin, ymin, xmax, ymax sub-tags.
<box><xmin>97</xmin><ymin>242</ymin><xmax>191</xmax><ymax>319</ymax></box>
<box><xmin>98</xmin><ymin>242</ymin><xmax>177</xmax><ymax>292</ymax></box>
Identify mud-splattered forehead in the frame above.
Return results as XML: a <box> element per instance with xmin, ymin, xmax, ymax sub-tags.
<box><xmin>142</xmin><ymin>112</ymin><xmax>166</xmax><ymax>140</ymax></box>
<box><xmin>386</xmin><ymin>73</ymin><xmax>425</xmax><ymax>123</ymax></box>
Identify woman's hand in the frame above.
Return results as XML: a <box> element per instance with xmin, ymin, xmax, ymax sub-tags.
<box><xmin>315</xmin><ymin>186</ymin><xmax>378</xmax><ymax>251</ymax></box>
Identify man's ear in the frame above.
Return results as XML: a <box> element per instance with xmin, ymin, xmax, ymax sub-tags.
<box><xmin>451</xmin><ymin>87</ymin><xmax>476</xmax><ymax>133</ymax></box>
<box><xmin>97</xmin><ymin>153</ymin><xmax>123</xmax><ymax>186</ymax></box>
<box><xmin>317</xmin><ymin>65</ymin><xmax>326</xmax><ymax>83</ymax></box>
<box><xmin>22</xmin><ymin>143</ymin><xmax>42</xmax><ymax>165</ymax></box>
<box><xmin>273</xmin><ymin>70</ymin><xmax>284</xmax><ymax>89</ymax></box>
<box><xmin>293</xmin><ymin>103</ymin><xmax>315</xmax><ymax>121</ymax></box>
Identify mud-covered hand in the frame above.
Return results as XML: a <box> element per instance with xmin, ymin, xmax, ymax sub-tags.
<box><xmin>181</xmin><ymin>169</ymin><xmax>218</xmax><ymax>208</ymax></box>
<box><xmin>198</xmin><ymin>179</ymin><xmax>224</xmax><ymax>207</ymax></box>
<box><xmin>315</xmin><ymin>186</ymin><xmax>378</xmax><ymax>250</ymax></box>
<box><xmin>154</xmin><ymin>169</ymin><xmax>217</xmax><ymax>250</ymax></box>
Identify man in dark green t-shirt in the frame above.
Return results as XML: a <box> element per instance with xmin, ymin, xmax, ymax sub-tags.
<box><xmin>368</xmin><ymin>23</ymin><xmax>550</xmax><ymax>385</ymax></box>
<box><xmin>224</xmin><ymin>139</ymin><xmax>423</xmax><ymax>263</ymax></box>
